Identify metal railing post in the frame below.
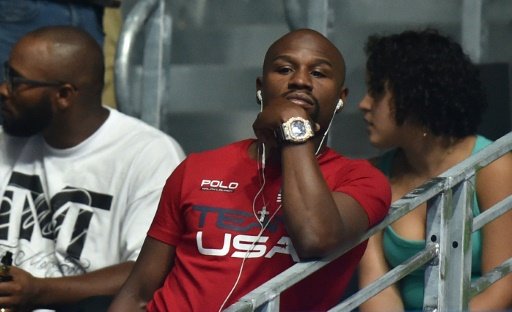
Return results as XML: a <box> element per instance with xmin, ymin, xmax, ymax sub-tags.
<box><xmin>423</xmin><ymin>191</ymin><xmax>444</xmax><ymax>311</ymax></box>
<box><xmin>438</xmin><ymin>180</ymin><xmax>473</xmax><ymax>311</ymax></box>
<box><xmin>115</xmin><ymin>0</ymin><xmax>172</xmax><ymax>128</ymax></box>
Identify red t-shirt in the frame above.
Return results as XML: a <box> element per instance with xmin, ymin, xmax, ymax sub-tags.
<box><xmin>147</xmin><ymin>139</ymin><xmax>390</xmax><ymax>311</ymax></box>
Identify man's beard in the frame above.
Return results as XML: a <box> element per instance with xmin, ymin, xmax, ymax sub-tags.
<box><xmin>2</xmin><ymin>96</ymin><xmax>53</xmax><ymax>137</ymax></box>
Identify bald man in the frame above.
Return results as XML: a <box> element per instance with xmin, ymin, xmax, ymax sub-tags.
<box><xmin>0</xmin><ymin>26</ymin><xmax>185</xmax><ymax>310</ymax></box>
<box><xmin>109</xmin><ymin>28</ymin><xmax>391</xmax><ymax>311</ymax></box>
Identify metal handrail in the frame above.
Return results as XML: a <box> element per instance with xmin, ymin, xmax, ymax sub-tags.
<box><xmin>114</xmin><ymin>0</ymin><xmax>161</xmax><ymax>118</ymax></box>
<box><xmin>332</xmin><ymin>243</ymin><xmax>439</xmax><ymax>312</ymax></box>
<box><xmin>226</xmin><ymin>132</ymin><xmax>512</xmax><ymax>311</ymax></box>
<box><xmin>114</xmin><ymin>0</ymin><xmax>171</xmax><ymax>128</ymax></box>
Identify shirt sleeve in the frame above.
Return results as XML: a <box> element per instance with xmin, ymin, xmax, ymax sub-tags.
<box><xmin>147</xmin><ymin>158</ymin><xmax>187</xmax><ymax>247</ymax></box>
<box><xmin>334</xmin><ymin>159</ymin><xmax>391</xmax><ymax>227</ymax></box>
<box><xmin>119</xmin><ymin>137</ymin><xmax>185</xmax><ymax>261</ymax></box>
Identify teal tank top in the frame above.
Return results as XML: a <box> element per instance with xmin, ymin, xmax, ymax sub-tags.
<box><xmin>378</xmin><ymin>135</ymin><xmax>492</xmax><ymax>311</ymax></box>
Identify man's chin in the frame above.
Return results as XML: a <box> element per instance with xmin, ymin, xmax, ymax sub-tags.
<box><xmin>2</xmin><ymin>123</ymin><xmax>39</xmax><ymax>137</ymax></box>
<box><xmin>0</xmin><ymin>109</ymin><xmax>9</xmax><ymax>125</ymax></box>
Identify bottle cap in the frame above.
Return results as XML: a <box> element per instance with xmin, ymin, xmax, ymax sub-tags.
<box><xmin>1</xmin><ymin>252</ymin><xmax>12</xmax><ymax>266</ymax></box>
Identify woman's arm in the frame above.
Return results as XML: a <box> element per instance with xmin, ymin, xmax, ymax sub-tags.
<box><xmin>358</xmin><ymin>231</ymin><xmax>404</xmax><ymax>312</ymax></box>
<box><xmin>471</xmin><ymin>152</ymin><xmax>512</xmax><ymax>311</ymax></box>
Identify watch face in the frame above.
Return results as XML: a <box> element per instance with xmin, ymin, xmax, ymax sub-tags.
<box><xmin>280</xmin><ymin>117</ymin><xmax>314</xmax><ymax>143</ymax></box>
<box><xmin>290</xmin><ymin>120</ymin><xmax>307</xmax><ymax>138</ymax></box>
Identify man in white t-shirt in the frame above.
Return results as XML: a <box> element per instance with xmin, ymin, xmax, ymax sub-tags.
<box><xmin>0</xmin><ymin>25</ymin><xmax>185</xmax><ymax>310</ymax></box>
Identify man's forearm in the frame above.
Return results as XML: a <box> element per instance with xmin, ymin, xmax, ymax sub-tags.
<box><xmin>34</xmin><ymin>261</ymin><xmax>134</xmax><ymax>307</ymax></box>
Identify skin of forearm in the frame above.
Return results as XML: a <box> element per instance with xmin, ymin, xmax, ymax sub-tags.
<box><xmin>108</xmin><ymin>288</ymin><xmax>148</xmax><ymax>312</ymax></box>
<box><xmin>280</xmin><ymin>142</ymin><xmax>345</xmax><ymax>258</ymax></box>
<box><xmin>109</xmin><ymin>239</ymin><xmax>177</xmax><ymax>311</ymax></box>
<box><xmin>470</xmin><ymin>278</ymin><xmax>512</xmax><ymax>311</ymax></box>
<box><xmin>34</xmin><ymin>261</ymin><xmax>134</xmax><ymax>307</ymax></box>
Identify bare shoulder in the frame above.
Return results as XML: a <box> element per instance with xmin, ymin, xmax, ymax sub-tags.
<box><xmin>478</xmin><ymin>151</ymin><xmax>512</xmax><ymax>178</ymax></box>
<box><xmin>476</xmin><ymin>151</ymin><xmax>512</xmax><ymax>210</ymax></box>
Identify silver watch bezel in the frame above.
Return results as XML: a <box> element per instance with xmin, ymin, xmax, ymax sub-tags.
<box><xmin>280</xmin><ymin>117</ymin><xmax>314</xmax><ymax>143</ymax></box>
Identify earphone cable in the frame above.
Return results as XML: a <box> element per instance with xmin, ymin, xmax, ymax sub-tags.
<box><xmin>218</xmin><ymin>204</ymin><xmax>282</xmax><ymax>312</ymax></box>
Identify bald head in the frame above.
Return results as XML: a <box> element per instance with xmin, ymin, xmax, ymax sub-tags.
<box><xmin>263</xmin><ymin>29</ymin><xmax>346</xmax><ymax>86</ymax></box>
<box><xmin>12</xmin><ymin>26</ymin><xmax>105</xmax><ymax>95</ymax></box>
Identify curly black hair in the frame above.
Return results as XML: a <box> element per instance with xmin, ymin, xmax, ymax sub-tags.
<box><xmin>364</xmin><ymin>28</ymin><xmax>487</xmax><ymax>138</ymax></box>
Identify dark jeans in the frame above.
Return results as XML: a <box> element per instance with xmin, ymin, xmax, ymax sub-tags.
<box><xmin>0</xmin><ymin>0</ymin><xmax>104</xmax><ymax>80</ymax></box>
<box><xmin>55</xmin><ymin>296</ymin><xmax>113</xmax><ymax>312</ymax></box>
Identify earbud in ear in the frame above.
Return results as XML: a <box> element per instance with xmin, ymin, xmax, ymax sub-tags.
<box><xmin>336</xmin><ymin>99</ymin><xmax>344</xmax><ymax>112</ymax></box>
<box><xmin>256</xmin><ymin>90</ymin><xmax>263</xmax><ymax>104</ymax></box>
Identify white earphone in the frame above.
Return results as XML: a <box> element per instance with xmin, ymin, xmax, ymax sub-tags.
<box><xmin>256</xmin><ymin>90</ymin><xmax>263</xmax><ymax>104</ymax></box>
<box><xmin>315</xmin><ymin>98</ymin><xmax>344</xmax><ymax>155</ymax></box>
<box><xmin>336</xmin><ymin>99</ymin><xmax>344</xmax><ymax>112</ymax></box>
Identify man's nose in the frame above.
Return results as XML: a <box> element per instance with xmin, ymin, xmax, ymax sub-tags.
<box><xmin>289</xmin><ymin>69</ymin><xmax>312</xmax><ymax>90</ymax></box>
<box><xmin>0</xmin><ymin>81</ymin><xmax>9</xmax><ymax>98</ymax></box>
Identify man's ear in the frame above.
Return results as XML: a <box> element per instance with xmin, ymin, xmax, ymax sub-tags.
<box><xmin>339</xmin><ymin>87</ymin><xmax>349</xmax><ymax>110</ymax></box>
<box><xmin>256</xmin><ymin>77</ymin><xmax>262</xmax><ymax>91</ymax></box>
<box><xmin>55</xmin><ymin>84</ymin><xmax>76</xmax><ymax>110</ymax></box>
<box><xmin>340</xmin><ymin>86</ymin><xmax>349</xmax><ymax>99</ymax></box>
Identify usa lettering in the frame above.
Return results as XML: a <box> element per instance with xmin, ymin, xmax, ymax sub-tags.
<box><xmin>193</xmin><ymin>205</ymin><xmax>283</xmax><ymax>233</ymax></box>
<box><xmin>196</xmin><ymin>231</ymin><xmax>299</xmax><ymax>262</ymax></box>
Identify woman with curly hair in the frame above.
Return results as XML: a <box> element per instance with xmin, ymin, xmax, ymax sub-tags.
<box><xmin>357</xmin><ymin>29</ymin><xmax>512</xmax><ymax>311</ymax></box>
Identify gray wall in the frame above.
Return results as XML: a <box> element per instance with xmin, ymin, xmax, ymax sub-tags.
<box><xmin>121</xmin><ymin>0</ymin><xmax>512</xmax><ymax>158</ymax></box>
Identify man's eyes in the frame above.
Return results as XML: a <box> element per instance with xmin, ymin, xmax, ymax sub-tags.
<box><xmin>11</xmin><ymin>77</ymin><xmax>24</xmax><ymax>85</ymax></box>
<box><xmin>277</xmin><ymin>67</ymin><xmax>292</xmax><ymax>74</ymax></box>
<box><xmin>311</xmin><ymin>70</ymin><xmax>326</xmax><ymax>78</ymax></box>
<box><xmin>275</xmin><ymin>67</ymin><xmax>328</xmax><ymax>77</ymax></box>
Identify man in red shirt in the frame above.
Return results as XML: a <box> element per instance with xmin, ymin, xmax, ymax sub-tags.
<box><xmin>109</xmin><ymin>28</ymin><xmax>391</xmax><ymax>311</ymax></box>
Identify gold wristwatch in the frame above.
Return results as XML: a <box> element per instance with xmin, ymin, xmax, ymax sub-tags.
<box><xmin>275</xmin><ymin>117</ymin><xmax>314</xmax><ymax>144</ymax></box>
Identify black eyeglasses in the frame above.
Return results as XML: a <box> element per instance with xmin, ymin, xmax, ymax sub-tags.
<box><xmin>3</xmin><ymin>61</ymin><xmax>65</xmax><ymax>93</ymax></box>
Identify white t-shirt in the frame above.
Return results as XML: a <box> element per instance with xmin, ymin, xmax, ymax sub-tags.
<box><xmin>0</xmin><ymin>108</ymin><xmax>185</xmax><ymax>277</ymax></box>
